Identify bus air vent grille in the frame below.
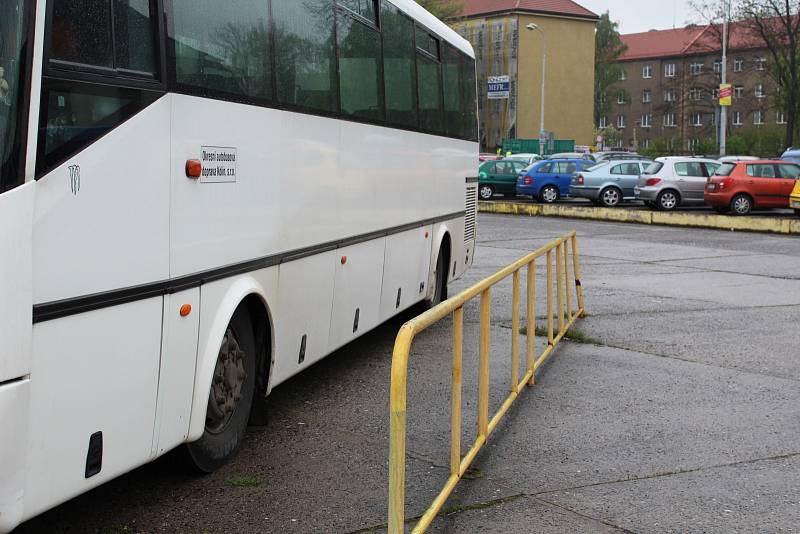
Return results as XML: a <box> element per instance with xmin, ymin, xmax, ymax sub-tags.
<box><xmin>465</xmin><ymin>186</ymin><xmax>477</xmax><ymax>242</ymax></box>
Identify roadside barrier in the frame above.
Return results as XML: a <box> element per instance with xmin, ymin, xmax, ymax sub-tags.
<box><xmin>388</xmin><ymin>232</ymin><xmax>586</xmax><ymax>533</ymax></box>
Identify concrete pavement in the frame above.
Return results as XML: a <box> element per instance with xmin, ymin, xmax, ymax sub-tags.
<box><xmin>17</xmin><ymin>214</ymin><xmax>800</xmax><ymax>533</ymax></box>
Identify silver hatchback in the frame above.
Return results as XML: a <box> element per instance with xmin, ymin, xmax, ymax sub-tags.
<box><xmin>571</xmin><ymin>160</ymin><xmax>651</xmax><ymax>207</ymax></box>
<box><xmin>635</xmin><ymin>157</ymin><xmax>721</xmax><ymax>210</ymax></box>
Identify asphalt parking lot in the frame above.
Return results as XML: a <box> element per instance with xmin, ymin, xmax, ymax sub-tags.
<box><xmin>18</xmin><ymin>214</ymin><xmax>800</xmax><ymax>533</ymax></box>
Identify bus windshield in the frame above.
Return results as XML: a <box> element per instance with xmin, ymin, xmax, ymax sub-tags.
<box><xmin>0</xmin><ymin>0</ymin><xmax>28</xmax><ymax>193</ymax></box>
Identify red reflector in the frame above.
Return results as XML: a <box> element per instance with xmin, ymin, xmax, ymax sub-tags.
<box><xmin>645</xmin><ymin>178</ymin><xmax>662</xmax><ymax>186</ymax></box>
<box><xmin>524</xmin><ymin>176</ymin><xmax>532</xmax><ymax>185</ymax></box>
<box><xmin>577</xmin><ymin>174</ymin><xmax>584</xmax><ymax>185</ymax></box>
<box><xmin>185</xmin><ymin>159</ymin><xmax>202</xmax><ymax>179</ymax></box>
<box><xmin>719</xmin><ymin>177</ymin><xmax>735</xmax><ymax>190</ymax></box>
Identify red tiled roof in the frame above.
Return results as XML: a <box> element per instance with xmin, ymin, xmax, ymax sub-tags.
<box><xmin>619</xmin><ymin>22</ymin><xmax>767</xmax><ymax>61</ymax></box>
<box><xmin>458</xmin><ymin>0</ymin><xmax>598</xmax><ymax>20</ymax></box>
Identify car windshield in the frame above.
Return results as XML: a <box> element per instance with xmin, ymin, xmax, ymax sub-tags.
<box><xmin>715</xmin><ymin>163</ymin><xmax>736</xmax><ymax>176</ymax></box>
<box><xmin>0</xmin><ymin>0</ymin><xmax>28</xmax><ymax>193</ymax></box>
<box><xmin>643</xmin><ymin>162</ymin><xmax>663</xmax><ymax>175</ymax></box>
<box><xmin>585</xmin><ymin>161</ymin><xmax>609</xmax><ymax>172</ymax></box>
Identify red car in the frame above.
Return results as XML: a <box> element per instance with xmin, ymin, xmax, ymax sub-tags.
<box><xmin>704</xmin><ymin>160</ymin><xmax>800</xmax><ymax>215</ymax></box>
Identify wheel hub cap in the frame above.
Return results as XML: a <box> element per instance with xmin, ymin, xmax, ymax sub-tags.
<box><xmin>206</xmin><ymin>328</ymin><xmax>247</xmax><ymax>434</ymax></box>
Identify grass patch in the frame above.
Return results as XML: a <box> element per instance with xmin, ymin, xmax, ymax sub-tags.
<box><xmin>225</xmin><ymin>475</ymin><xmax>263</xmax><ymax>487</ymax></box>
<box><xmin>519</xmin><ymin>324</ymin><xmax>602</xmax><ymax>345</ymax></box>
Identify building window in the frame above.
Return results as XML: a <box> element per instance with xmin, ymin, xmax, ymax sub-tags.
<box><xmin>664</xmin><ymin>88</ymin><xmax>677</xmax><ymax>102</ymax></box>
<box><xmin>690</xmin><ymin>62</ymin><xmax>704</xmax><ymax>75</ymax></box>
<box><xmin>642</xmin><ymin>65</ymin><xmax>653</xmax><ymax>79</ymax></box>
<box><xmin>755</xmin><ymin>84</ymin><xmax>765</xmax><ymax>98</ymax></box>
<box><xmin>691</xmin><ymin>112</ymin><xmax>703</xmax><ymax>126</ymax></box>
<box><xmin>689</xmin><ymin>87</ymin><xmax>703</xmax><ymax>101</ymax></box>
<box><xmin>643</xmin><ymin>89</ymin><xmax>652</xmax><ymax>103</ymax></box>
<box><xmin>755</xmin><ymin>57</ymin><xmax>766</xmax><ymax>71</ymax></box>
<box><xmin>665</xmin><ymin>63</ymin><xmax>676</xmax><ymax>77</ymax></box>
<box><xmin>734</xmin><ymin>58</ymin><xmax>744</xmax><ymax>72</ymax></box>
<box><xmin>664</xmin><ymin>112</ymin><xmax>676</xmax><ymax>127</ymax></box>
<box><xmin>712</xmin><ymin>88</ymin><xmax>720</xmax><ymax>100</ymax></box>
<box><xmin>734</xmin><ymin>85</ymin><xmax>743</xmax><ymax>99</ymax></box>
<box><xmin>599</xmin><ymin>116</ymin><xmax>608</xmax><ymax>129</ymax></box>
<box><xmin>617</xmin><ymin>115</ymin><xmax>626</xmax><ymax>128</ymax></box>
<box><xmin>733</xmin><ymin>111</ymin><xmax>743</xmax><ymax>126</ymax></box>
<box><xmin>754</xmin><ymin>110</ymin><xmax>765</xmax><ymax>125</ymax></box>
<box><xmin>777</xmin><ymin>110</ymin><xmax>787</xmax><ymax>124</ymax></box>
<box><xmin>617</xmin><ymin>91</ymin><xmax>626</xmax><ymax>104</ymax></box>
<box><xmin>713</xmin><ymin>60</ymin><xmax>722</xmax><ymax>74</ymax></box>
<box><xmin>619</xmin><ymin>69</ymin><xmax>627</xmax><ymax>81</ymax></box>
<box><xmin>641</xmin><ymin>114</ymin><xmax>652</xmax><ymax>128</ymax></box>
<box><xmin>687</xmin><ymin>138</ymin><xmax>697</xmax><ymax>151</ymax></box>
<box><xmin>643</xmin><ymin>138</ymin><xmax>651</xmax><ymax>149</ymax></box>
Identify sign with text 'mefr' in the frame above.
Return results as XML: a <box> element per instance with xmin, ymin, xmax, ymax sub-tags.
<box><xmin>487</xmin><ymin>76</ymin><xmax>510</xmax><ymax>100</ymax></box>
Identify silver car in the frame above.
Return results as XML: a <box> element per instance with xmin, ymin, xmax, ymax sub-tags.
<box><xmin>635</xmin><ymin>157</ymin><xmax>721</xmax><ymax>211</ymax></box>
<box><xmin>571</xmin><ymin>160</ymin><xmax>652</xmax><ymax>207</ymax></box>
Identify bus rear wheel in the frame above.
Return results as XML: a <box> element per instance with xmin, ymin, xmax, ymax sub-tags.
<box><xmin>424</xmin><ymin>246</ymin><xmax>448</xmax><ymax>308</ymax></box>
<box><xmin>186</xmin><ymin>307</ymin><xmax>256</xmax><ymax>473</ymax></box>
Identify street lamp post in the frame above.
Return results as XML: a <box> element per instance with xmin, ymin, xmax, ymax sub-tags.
<box><xmin>526</xmin><ymin>23</ymin><xmax>547</xmax><ymax>156</ymax></box>
<box><xmin>720</xmin><ymin>0</ymin><xmax>730</xmax><ymax>155</ymax></box>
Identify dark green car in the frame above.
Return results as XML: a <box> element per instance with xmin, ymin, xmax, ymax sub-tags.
<box><xmin>478</xmin><ymin>160</ymin><xmax>528</xmax><ymax>200</ymax></box>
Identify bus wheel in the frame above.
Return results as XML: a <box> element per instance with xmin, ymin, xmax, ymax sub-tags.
<box><xmin>186</xmin><ymin>307</ymin><xmax>256</xmax><ymax>473</ymax></box>
<box><xmin>424</xmin><ymin>246</ymin><xmax>448</xmax><ymax>308</ymax></box>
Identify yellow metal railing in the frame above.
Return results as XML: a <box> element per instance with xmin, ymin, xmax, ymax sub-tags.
<box><xmin>388</xmin><ymin>231</ymin><xmax>586</xmax><ymax>533</ymax></box>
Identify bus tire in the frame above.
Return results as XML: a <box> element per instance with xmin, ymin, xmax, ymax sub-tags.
<box><xmin>186</xmin><ymin>306</ymin><xmax>256</xmax><ymax>473</ymax></box>
<box><xmin>424</xmin><ymin>246</ymin><xmax>448</xmax><ymax>308</ymax></box>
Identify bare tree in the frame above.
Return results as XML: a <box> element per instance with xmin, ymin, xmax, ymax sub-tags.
<box><xmin>737</xmin><ymin>0</ymin><xmax>800</xmax><ymax>148</ymax></box>
<box><xmin>418</xmin><ymin>0</ymin><xmax>464</xmax><ymax>19</ymax></box>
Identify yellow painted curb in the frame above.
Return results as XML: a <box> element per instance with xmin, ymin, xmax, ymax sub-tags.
<box><xmin>479</xmin><ymin>201</ymin><xmax>800</xmax><ymax>236</ymax></box>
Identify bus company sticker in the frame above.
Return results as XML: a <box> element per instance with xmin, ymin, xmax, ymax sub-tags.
<box><xmin>200</xmin><ymin>146</ymin><xmax>237</xmax><ymax>183</ymax></box>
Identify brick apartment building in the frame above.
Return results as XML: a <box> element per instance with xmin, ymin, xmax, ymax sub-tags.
<box><xmin>603</xmin><ymin>22</ymin><xmax>782</xmax><ymax>152</ymax></box>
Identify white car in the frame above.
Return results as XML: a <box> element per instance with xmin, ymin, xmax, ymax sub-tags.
<box><xmin>503</xmin><ymin>153</ymin><xmax>542</xmax><ymax>166</ymax></box>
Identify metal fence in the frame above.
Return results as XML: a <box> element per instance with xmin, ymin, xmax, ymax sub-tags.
<box><xmin>388</xmin><ymin>231</ymin><xmax>586</xmax><ymax>533</ymax></box>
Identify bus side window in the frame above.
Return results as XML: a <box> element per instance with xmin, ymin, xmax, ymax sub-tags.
<box><xmin>381</xmin><ymin>1</ymin><xmax>417</xmax><ymax>129</ymax></box>
<box><xmin>172</xmin><ymin>0</ymin><xmax>271</xmax><ymax>101</ymax></box>
<box><xmin>416</xmin><ymin>28</ymin><xmax>443</xmax><ymax>134</ymax></box>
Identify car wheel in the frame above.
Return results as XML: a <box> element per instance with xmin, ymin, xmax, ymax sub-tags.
<box><xmin>539</xmin><ymin>185</ymin><xmax>559</xmax><ymax>204</ymax></box>
<box><xmin>599</xmin><ymin>187</ymin><xmax>622</xmax><ymax>208</ymax></box>
<box><xmin>712</xmin><ymin>206</ymin><xmax>729</xmax><ymax>215</ymax></box>
<box><xmin>730</xmin><ymin>194</ymin><xmax>753</xmax><ymax>216</ymax></box>
<box><xmin>185</xmin><ymin>307</ymin><xmax>257</xmax><ymax>473</ymax></box>
<box><xmin>478</xmin><ymin>185</ymin><xmax>494</xmax><ymax>200</ymax></box>
<box><xmin>656</xmin><ymin>190</ymin><xmax>680</xmax><ymax>211</ymax></box>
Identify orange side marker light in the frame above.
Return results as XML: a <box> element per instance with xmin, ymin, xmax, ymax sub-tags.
<box><xmin>180</xmin><ymin>304</ymin><xmax>192</xmax><ymax>317</ymax></box>
<box><xmin>185</xmin><ymin>159</ymin><xmax>202</xmax><ymax>179</ymax></box>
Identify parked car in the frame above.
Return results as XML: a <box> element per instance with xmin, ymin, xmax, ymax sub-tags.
<box><xmin>503</xmin><ymin>153</ymin><xmax>542</xmax><ymax>166</ymax></box>
<box><xmin>478</xmin><ymin>159</ymin><xmax>529</xmax><ymax>200</ymax></box>
<box><xmin>781</xmin><ymin>148</ymin><xmax>800</xmax><ymax>163</ymax></box>
<box><xmin>571</xmin><ymin>160</ymin><xmax>652</xmax><ymax>207</ymax></box>
<box><xmin>479</xmin><ymin>153</ymin><xmax>501</xmax><ymax>162</ymax></box>
<box><xmin>704</xmin><ymin>160</ymin><xmax>800</xmax><ymax>215</ymax></box>
<box><xmin>549</xmin><ymin>152</ymin><xmax>596</xmax><ymax>162</ymax></box>
<box><xmin>516</xmin><ymin>159</ymin><xmax>595</xmax><ymax>203</ymax></box>
<box><xmin>635</xmin><ymin>157</ymin><xmax>721</xmax><ymax>211</ymax></box>
<box><xmin>791</xmin><ymin>179</ymin><xmax>800</xmax><ymax>216</ymax></box>
<box><xmin>595</xmin><ymin>151</ymin><xmax>642</xmax><ymax>162</ymax></box>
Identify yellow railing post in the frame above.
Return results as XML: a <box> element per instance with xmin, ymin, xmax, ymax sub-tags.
<box><xmin>564</xmin><ymin>240</ymin><xmax>572</xmax><ymax>322</ymax></box>
<box><xmin>526</xmin><ymin>260</ymin><xmax>536</xmax><ymax>387</ymax></box>
<box><xmin>571</xmin><ymin>233</ymin><xmax>585</xmax><ymax>316</ymax></box>
<box><xmin>556</xmin><ymin>241</ymin><xmax>565</xmax><ymax>336</ymax></box>
<box><xmin>451</xmin><ymin>308</ymin><xmax>463</xmax><ymax>477</ymax></box>
<box><xmin>511</xmin><ymin>271</ymin><xmax>520</xmax><ymax>394</ymax></box>
<box><xmin>478</xmin><ymin>288</ymin><xmax>491</xmax><ymax>439</ymax></box>
<box><xmin>388</xmin><ymin>232</ymin><xmax>586</xmax><ymax>534</ymax></box>
<box><xmin>546</xmin><ymin>250</ymin><xmax>554</xmax><ymax>346</ymax></box>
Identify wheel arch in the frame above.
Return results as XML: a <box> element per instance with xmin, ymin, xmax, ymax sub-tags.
<box><xmin>188</xmin><ymin>277</ymin><xmax>274</xmax><ymax>442</ymax></box>
<box><xmin>426</xmin><ymin>225</ymin><xmax>452</xmax><ymax>300</ymax></box>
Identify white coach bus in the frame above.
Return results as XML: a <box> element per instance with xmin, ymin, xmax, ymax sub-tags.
<box><xmin>0</xmin><ymin>0</ymin><xmax>478</xmax><ymax>530</ymax></box>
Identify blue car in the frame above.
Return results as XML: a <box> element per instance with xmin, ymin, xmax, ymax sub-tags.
<box><xmin>515</xmin><ymin>159</ymin><xmax>595</xmax><ymax>203</ymax></box>
<box><xmin>781</xmin><ymin>147</ymin><xmax>800</xmax><ymax>163</ymax></box>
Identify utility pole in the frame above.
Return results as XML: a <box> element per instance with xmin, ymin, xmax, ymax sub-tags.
<box><xmin>720</xmin><ymin>0</ymin><xmax>730</xmax><ymax>155</ymax></box>
<box><xmin>526</xmin><ymin>23</ymin><xmax>547</xmax><ymax>156</ymax></box>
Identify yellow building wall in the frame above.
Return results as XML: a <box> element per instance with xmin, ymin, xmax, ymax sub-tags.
<box><xmin>517</xmin><ymin>14</ymin><xmax>596</xmax><ymax>146</ymax></box>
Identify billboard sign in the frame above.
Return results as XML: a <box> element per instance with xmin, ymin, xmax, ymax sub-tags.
<box><xmin>719</xmin><ymin>84</ymin><xmax>733</xmax><ymax>106</ymax></box>
<box><xmin>488</xmin><ymin>75</ymin><xmax>510</xmax><ymax>100</ymax></box>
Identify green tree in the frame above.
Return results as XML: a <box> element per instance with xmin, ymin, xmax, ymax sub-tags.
<box><xmin>594</xmin><ymin>12</ymin><xmax>628</xmax><ymax>126</ymax></box>
<box><xmin>418</xmin><ymin>0</ymin><xmax>464</xmax><ymax>19</ymax></box>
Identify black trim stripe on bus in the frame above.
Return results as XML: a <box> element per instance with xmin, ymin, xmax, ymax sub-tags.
<box><xmin>465</xmin><ymin>176</ymin><xmax>479</xmax><ymax>184</ymax></box>
<box><xmin>32</xmin><ymin>210</ymin><xmax>466</xmax><ymax>324</ymax></box>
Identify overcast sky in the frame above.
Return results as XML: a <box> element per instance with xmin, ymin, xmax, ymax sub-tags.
<box><xmin>578</xmin><ymin>0</ymin><xmax>699</xmax><ymax>34</ymax></box>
